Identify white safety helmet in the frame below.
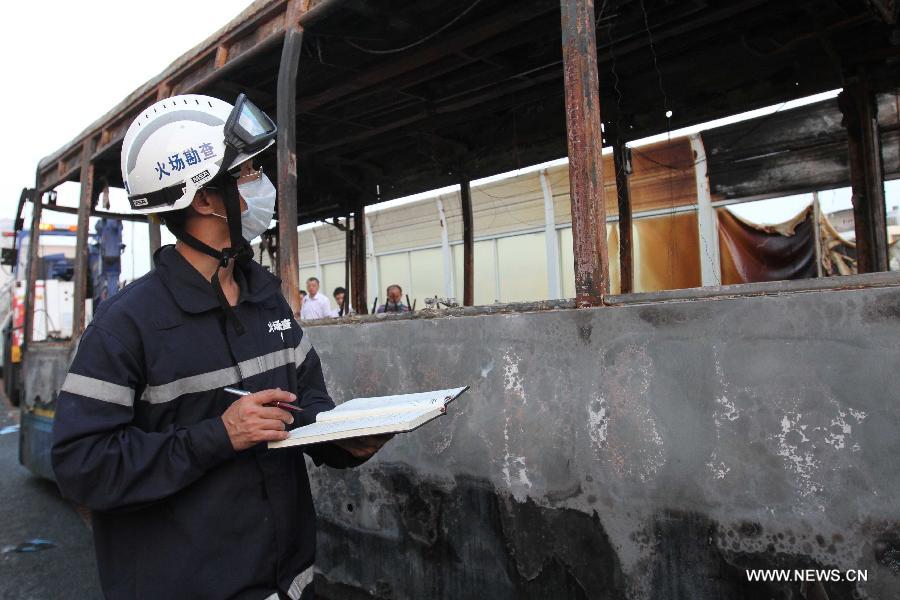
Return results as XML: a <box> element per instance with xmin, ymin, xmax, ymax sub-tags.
<box><xmin>120</xmin><ymin>94</ymin><xmax>276</xmax><ymax>214</ymax></box>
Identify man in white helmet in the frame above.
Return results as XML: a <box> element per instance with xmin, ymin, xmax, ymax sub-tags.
<box><xmin>51</xmin><ymin>94</ymin><xmax>389</xmax><ymax>600</ymax></box>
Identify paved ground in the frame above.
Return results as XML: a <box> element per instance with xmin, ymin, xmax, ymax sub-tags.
<box><xmin>0</xmin><ymin>386</ymin><xmax>102</xmax><ymax>599</ymax></box>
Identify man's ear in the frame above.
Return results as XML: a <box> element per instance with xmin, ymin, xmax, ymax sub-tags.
<box><xmin>191</xmin><ymin>188</ymin><xmax>217</xmax><ymax>215</ymax></box>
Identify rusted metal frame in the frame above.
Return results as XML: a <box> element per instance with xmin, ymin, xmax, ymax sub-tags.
<box><xmin>276</xmin><ymin>0</ymin><xmax>309</xmax><ymax>316</ymax></box>
<box><xmin>561</xmin><ymin>0</ymin><xmax>609</xmax><ymax>307</ymax></box>
<box><xmin>301</xmin><ymin>0</ymin><xmax>768</xmax><ymax>157</ymax></box>
<box><xmin>214</xmin><ymin>44</ymin><xmax>229</xmax><ymax>69</ymax></box>
<box><xmin>612</xmin><ymin>141</ymin><xmax>633</xmax><ymax>294</ymax></box>
<box><xmin>47</xmin><ymin>6</ymin><xmax>291</xmax><ymax>175</ymax></box>
<box><xmin>88</xmin><ymin>32</ymin><xmax>289</xmax><ymax>164</ymax></box>
<box><xmin>352</xmin><ymin>200</ymin><xmax>368</xmax><ymax>314</ymax></box>
<box><xmin>459</xmin><ymin>175</ymin><xmax>474</xmax><ymax>306</ymax></box>
<box><xmin>344</xmin><ymin>219</ymin><xmax>353</xmax><ymax>309</ymax></box>
<box><xmin>71</xmin><ymin>140</ymin><xmax>96</xmax><ymax>337</ymax></box>
<box><xmin>297</xmin><ymin>0</ymin><xmax>346</xmax><ymax>27</ymax></box>
<box><xmin>296</xmin><ymin>0</ymin><xmax>557</xmax><ymax>113</ymax></box>
<box><xmin>839</xmin><ymin>80</ymin><xmax>889</xmax><ymax>273</ymax></box>
<box><xmin>37</xmin><ymin>164</ymin><xmax>80</xmax><ymax>195</ymax></box>
<box><xmin>22</xmin><ymin>200</ymin><xmax>149</xmax><ymax>224</ymax></box>
<box><xmin>23</xmin><ymin>173</ymin><xmax>43</xmax><ymax>347</ymax></box>
<box><xmin>187</xmin><ymin>33</ymin><xmax>287</xmax><ymax>97</ymax></box>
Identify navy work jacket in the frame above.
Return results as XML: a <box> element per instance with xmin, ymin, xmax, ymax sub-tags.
<box><xmin>52</xmin><ymin>245</ymin><xmax>359</xmax><ymax>600</ymax></box>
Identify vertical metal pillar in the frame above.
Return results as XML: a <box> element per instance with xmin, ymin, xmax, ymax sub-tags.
<box><xmin>344</xmin><ymin>219</ymin><xmax>352</xmax><ymax>302</ymax></box>
<box><xmin>311</xmin><ymin>229</ymin><xmax>322</xmax><ymax>280</ymax></box>
<box><xmin>812</xmin><ymin>191</ymin><xmax>824</xmax><ymax>278</ymax></box>
<box><xmin>352</xmin><ymin>200</ymin><xmax>368</xmax><ymax>313</ymax></box>
<box><xmin>148</xmin><ymin>214</ymin><xmax>162</xmax><ymax>255</ymax></box>
<box><xmin>72</xmin><ymin>140</ymin><xmax>95</xmax><ymax>336</ymax></box>
<box><xmin>612</xmin><ymin>142</ymin><xmax>634</xmax><ymax>293</ymax></box>
<box><xmin>23</xmin><ymin>179</ymin><xmax>43</xmax><ymax>347</ymax></box>
<box><xmin>276</xmin><ymin>0</ymin><xmax>309</xmax><ymax>314</ymax></box>
<box><xmin>561</xmin><ymin>0</ymin><xmax>609</xmax><ymax>307</ymax></box>
<box><xmin>459</xmin><ymin>176</ymin><xmax>474</xmax><ymax>305</ymax></box>
<box><xmin>690</xmin><ymin>134</ymin><xmax>721</xmax><ymax>286</ymax></box>
<box><xmin>492</xmin><ymin>238</ymin><xmax>501</xmax><ymax>302</ymax></box>
<box><xmin>436</xmin><ymin>197</ymin><xmax>455</xmax><ymax>299</ymax></box>
<box><xmin>839</xmin><ymin>80</ymin><xmax>888</xmax><ymax>273</ymax></box>
<box><xmin>365</xmin><ymin>216</ymin><xmax>379</xmax><ymax>302</ymax></box>
<box><xmin>539</xmin><ymin>169</ymin><xmax>562</xmax><ymax>299</ymax></box>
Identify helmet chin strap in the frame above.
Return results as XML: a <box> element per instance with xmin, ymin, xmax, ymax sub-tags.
<box><xmin>167</xmin><ymin>147</ymin><xmax>253</xmax><ymax>335</ymax></box>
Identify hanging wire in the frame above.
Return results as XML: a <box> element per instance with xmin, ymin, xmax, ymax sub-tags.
<box><xmin>638</xmin><ymin>0</ymin><xmax>679</xmax><ymax>286</ymax></box>
<box><xmin>346</xmin><ymin>0</ymin><xmax>484</xmax><ymax>55</ymax></box>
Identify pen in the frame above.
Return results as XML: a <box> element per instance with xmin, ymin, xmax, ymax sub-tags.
<box><xmin>223</xmin><ymin>387</ymin><xmax>303</xmax><ymax>412</ymax></box>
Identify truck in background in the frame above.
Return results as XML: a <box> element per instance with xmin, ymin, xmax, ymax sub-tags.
<box><xmin>2</xmin><ymin>220</ymin><xmax>123</xmax><ymax>409</ymax></box>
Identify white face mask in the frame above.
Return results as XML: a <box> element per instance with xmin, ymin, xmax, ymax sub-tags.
<box><xmin>237</xmin><ymin>173</ymin><xmax>276</xmax><ymax>242</ymax></box>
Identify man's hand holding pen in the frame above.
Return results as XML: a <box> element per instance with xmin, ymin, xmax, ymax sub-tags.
<box><xmin>222</xmin><ymin>386</ymin><xmax>392</xmax><ymax>458</ymax></box>
<box><xmin>221</xmin><ymin>388</ymin><xmax>299</xmax><ymax>451</ymax></box>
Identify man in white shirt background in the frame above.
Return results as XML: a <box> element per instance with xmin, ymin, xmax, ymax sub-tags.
<box><xmin>299</xmin><ymin>276</ymin><xmax>333</xmax><ymax>320</ymax></box>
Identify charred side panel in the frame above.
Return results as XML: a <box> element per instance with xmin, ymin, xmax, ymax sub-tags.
<box><xmin>304</xmin><ymin>285</ymin><xmax>900</xmax><ymax>599</ymax></box>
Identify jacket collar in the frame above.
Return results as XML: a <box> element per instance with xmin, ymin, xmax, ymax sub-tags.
<box><xmin>153</xmin><ymin>245</ymin><xmax>282</xmax><ymax>314</ymax></box>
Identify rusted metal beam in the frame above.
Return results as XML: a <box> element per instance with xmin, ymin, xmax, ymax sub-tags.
<box><xmin>839</xmin><ymin>80</ymin><xmax>889</xmax><ymax>273</ymax></box>
<box><xmin>460</xmin><ymin>175</ymin><xmax>474</xmax><ymax>306</ymax></box>
<box><xmin>352</xmin><ymin>200</ymin><xmax>368</xmax><ymax>314</ymax></box>
<box><xmin>344</xmin><ymin>219</ymin><xmax>352</xmax><ymax>309</ymax></box>
<box><xmin>23</xmin><ymin>180</ymin><xmax>43</xmax><ymax>348</ymax></box>
<box><xmin>214</xmin><ymin>44</ymin><xmax>229</xmax><ymax>69</ymax></box>
<box><xmin>71</xmin><ymin>140</ymin><xmax>95</xmax><ymax>337</ymax></box>
<box><xmin>560</xmin><ymin>0</ymin><xmax>609</xmax><ymax>307</ymax></box>
<box><xmin>298</xmin><ymin>0</ymin><xmax>346</xmax><ymax>27</ymax></box>
<box><xmin>276</xmin><ymin>0</ymin><xmax>308</xmax><ymax>316</ymax></box>
<box><xmin>612</xmin><ymin>141</ymin><xmax>633</xmax><ymax>294</ymax></box>
<box><xmin>38</xmin><ymin>164</ymin><xmax>80</xmax><ymax>195</ymax></box>
<box><xmin>21</xmin><ymin>198</ymin><xmax>148</xmax><ymax>223</ymax></box>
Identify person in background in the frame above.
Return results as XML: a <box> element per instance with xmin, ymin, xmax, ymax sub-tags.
<box><xmin>331</xmin><ymin>286</ymin><xmax>353</xmax><ymax>317</ymax></box>
<box><xmin>376</xmin><ymin>284</ymin><xmax>410</xmax><ymax>313</ymax></box>
<box><xmin>299</xmin><ymin>289</ymin><xmax>307</xmax><ymax>306</ymax></box>
<box><xmin>299</xmin><ymin>276</ymin><xmax>332</xmax><ymax>320</ymax></box>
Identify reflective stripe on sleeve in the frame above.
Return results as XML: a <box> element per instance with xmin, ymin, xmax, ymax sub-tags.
<box><xmin>61</xmin><ymin>373</ymin><xmax>136</xmax><ymax>407</ymax></box>
<box><xmin>142</xmin><ymin>364</ymin><xmax>242</xmax><ymax>404</ymax></box>
<box><xmin>141</xmin><ymin>338</ymin><xmax>315</xmax><ymax>404</ymax></box>
<box><xmin>295</xmin><ymin>335</ymin><xmax>313</xmax><ymax>366</ymax></box>
<box><xmin>287</xmin><ymin>564</ymin><xmax>314</xmax><ymax>600</ymax></box>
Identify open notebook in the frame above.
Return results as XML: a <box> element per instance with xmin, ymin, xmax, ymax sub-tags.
<box><xmin>268</xmin><ymin>386</ymin><xmax>469</xmax><ymax>449</ymax></box>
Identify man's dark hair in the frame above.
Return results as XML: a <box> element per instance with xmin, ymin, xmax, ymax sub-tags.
<box><xmin>386</xmin><ymin>284</ymin><xmax>403</xmax><ymax>294</ymax></box>
<box><xmin>306</xmin><ymin>277</ymin><xmax>320</xmax><ymax>284</ymax></box>
<box><xmin>333</xmin><ymin>286</ymin><xmax>346</xmax><ymax>296</ymax></box>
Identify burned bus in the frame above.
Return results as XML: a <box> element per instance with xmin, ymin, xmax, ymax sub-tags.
<box><xmin>17</xmin><ymin>0</ymin><xmax>900</xmax><ymax>598</ymax></box>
